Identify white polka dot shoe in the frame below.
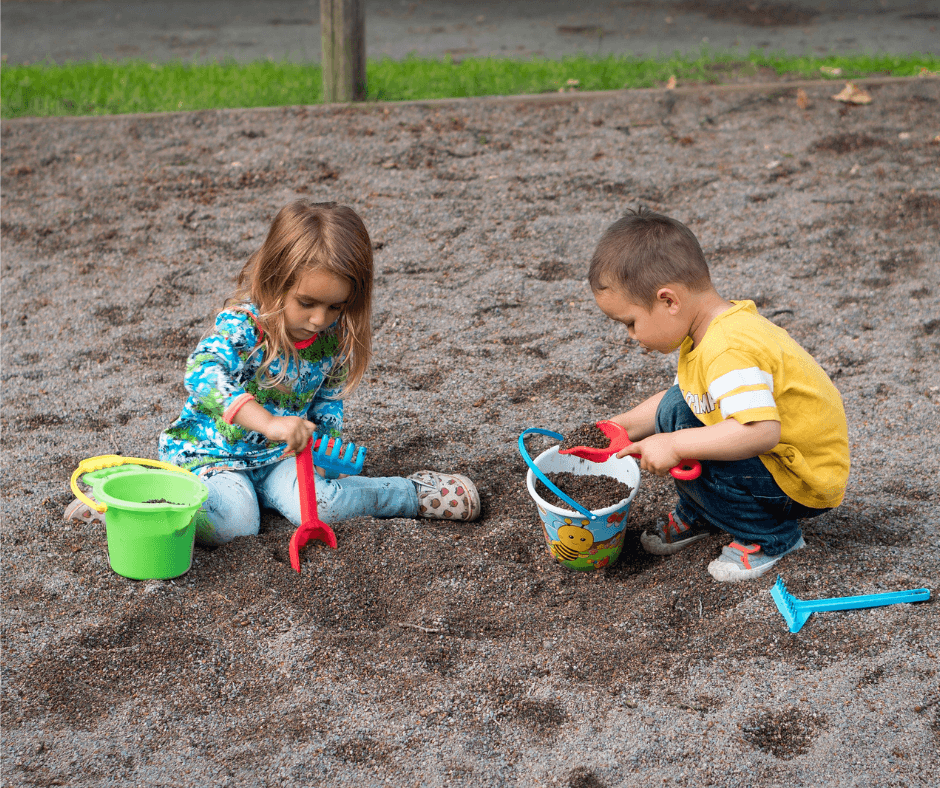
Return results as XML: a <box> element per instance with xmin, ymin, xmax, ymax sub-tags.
<box><xmin>407</xmin><ymin>471</ymin><xmax>480</xmax><ymax>522</ymax></box>
<box><xmin>64</xmin><ymin>496</ymin><xmax>106</xmax><ymax>525</ymax></box>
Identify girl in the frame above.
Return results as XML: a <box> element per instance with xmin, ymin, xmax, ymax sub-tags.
<box><xmin>66</xmin><ymin>200</ymin><xmax>480</xmax><ymax>543</ymax></box>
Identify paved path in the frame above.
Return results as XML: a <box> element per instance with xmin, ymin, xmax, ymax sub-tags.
<box><xmin>2</xmin><ymin>0</ymin><xmax>938</xmax><ymax>66</ymax></box>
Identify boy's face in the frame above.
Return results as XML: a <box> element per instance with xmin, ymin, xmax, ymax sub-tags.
<box><xmin>593</xmin><ymin>284</ymin><xmax>687</xmax><ymax>354</ymax></box>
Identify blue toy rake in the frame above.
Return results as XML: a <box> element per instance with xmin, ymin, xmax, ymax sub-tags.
<box><xmin>770</xmin><ymin>575</ymin><xmax>930</xmax><ymax>633</ymax></box>
<box><xmin>310</xmin><ymin>432</ymin><xmax>367</xmax><ymax>479</ymax></box>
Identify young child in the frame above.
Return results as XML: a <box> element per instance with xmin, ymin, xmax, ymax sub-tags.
<box><xmin>589</xmin><ymin>207</ymin><xmax>849</xmax><ymax>582</ymax></box>
<box><xmin>66</xmin><ymin>200</ymin><xmax>479</xmax><ymax>544</ymax></box>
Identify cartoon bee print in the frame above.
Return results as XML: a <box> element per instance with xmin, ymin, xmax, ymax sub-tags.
<box><xmin>550</xmin><ymin>522</ymin><xmax>594</xmax><ymax>563</ymax></box>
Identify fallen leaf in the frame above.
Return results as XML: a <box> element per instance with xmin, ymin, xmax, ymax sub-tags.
<box><xmin>666</xmin><ymin>75</ymin><xmax>677</xmax><ymax>90</ymax></box>
<box><xmin>820</xmin><ymin>66</ymin><xmax>842</xmax><ymax>76</ymax></box>
<box><xmin>831</xmin><ymin>82</ymin><xmax>872</xmax><ymax>105</ymax></box>
<box><xmin>796</xmin><ymin>88</ymin><xmax>810</xmax><ymax>110</ymax></box>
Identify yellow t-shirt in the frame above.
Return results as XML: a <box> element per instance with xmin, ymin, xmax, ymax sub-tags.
<box><xmin>677</xmin><ymin>300</ymin><xmax>849</xmax><ymax>509</ymax></box>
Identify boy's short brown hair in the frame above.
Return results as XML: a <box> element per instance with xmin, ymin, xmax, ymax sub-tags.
<box><xmin>588</xmin><ymin>206</ymin><xmax>711</xmax><ymax>307</ymax></box>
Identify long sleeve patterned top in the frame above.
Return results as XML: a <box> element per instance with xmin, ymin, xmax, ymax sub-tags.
<box><xmin>158</xmin><ymin>304</ymin><xmax>346</xmax><ymax>476</ymax></box>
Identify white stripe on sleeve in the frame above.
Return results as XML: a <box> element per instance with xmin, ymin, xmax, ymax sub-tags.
<box><xmin>709</xmin><ymin>367</ymin><xmax>774</xmax><ymax>400</ymax></box>
<box><xmin>719</xmin><ymin>389</ymin><xmax>777</xmax><ymax>418</ymax></box>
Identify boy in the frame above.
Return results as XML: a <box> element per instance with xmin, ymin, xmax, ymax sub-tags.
<box><xmin>589</xmin><ymin>207</ymin><xmax>849</xmax><ymax>581</ymax></box>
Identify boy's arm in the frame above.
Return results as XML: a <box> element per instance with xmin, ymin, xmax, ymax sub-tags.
<box><xmin>608</xmin><ymin>389</ymin><xmax>667</xmax><ymax>442</ymax></box>
<box><xmin>623</xmin><ymin>418</ymin><xmax>780</xmax><ymax>476</ymax></box>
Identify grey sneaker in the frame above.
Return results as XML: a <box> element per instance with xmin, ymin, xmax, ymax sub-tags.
<box><xmin>408</xmin><ymin>471</ymin><xmax>480</xmax><ymax>522</ymax></box>
<box><xmin>641</xmin><ymin>511</ymin><xmax>713</xmax><ymax>555</ymax></box>
<box><xmin>707</xmin><ymin>536</ymin><xmax>806</xmax><ymax>582</ymax></box>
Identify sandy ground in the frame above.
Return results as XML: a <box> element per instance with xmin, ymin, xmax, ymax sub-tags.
<box><xmin>2</xmin><ymin>77</ymin><xmax>939</xmax><ymax>787</ymax></box>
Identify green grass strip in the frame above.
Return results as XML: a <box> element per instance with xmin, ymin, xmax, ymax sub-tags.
<box><xmin>2</xmin><ymin>51</ymin><xmax>937</xmax><ymax>119</ymax></box>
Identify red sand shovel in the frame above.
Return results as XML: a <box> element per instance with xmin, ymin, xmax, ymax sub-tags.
<box><xmin>289</xmin><ymin>437</ymin><xmax>337</xmax><ymax>572</ymax></box>
<box><xmin>559</xmin><ymin>420</ymin><xmax>702</xmax><ymax>480</ymax></box>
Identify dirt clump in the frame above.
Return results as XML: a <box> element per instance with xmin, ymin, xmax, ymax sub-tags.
<box><xmin>559</xmin><ymin>421</ymin><xmax>610</xmax><ymax>452</ymax></box>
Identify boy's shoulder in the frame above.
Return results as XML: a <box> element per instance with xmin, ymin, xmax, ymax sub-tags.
<box><xmin>696</xmin><ymin>300</ymin><xmax>818</xmax><ymax>369</ymax></box>
<box><xmin>706</xmin><ymin>300</ymin><xmax>783</xmax><ymax>342</ymax></box>
<box><xmin>715</xmin><ymin>299</ymin><xmax>760</xmax><ymax>324</ymax></box>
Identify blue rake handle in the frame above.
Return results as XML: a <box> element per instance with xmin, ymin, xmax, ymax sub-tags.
<box><xmin>518</xmin><ymin>428</ymin><xmax>596</xmax><ymax>520</ymax></box>
<box><xmin>771</xmin><ymin>575</ymin><xmax>931</xmax><ymax>633</ymax></box>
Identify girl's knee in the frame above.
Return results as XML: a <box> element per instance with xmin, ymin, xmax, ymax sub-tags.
<box><xmin>195</xmin><ymin>472</ymin><xmax>260</xmax><ymax>546</ymax></box>
<box><xmin>194</xmin><ymin>509</ymin><xmax>260</xmax><ymax>547</ymax></box>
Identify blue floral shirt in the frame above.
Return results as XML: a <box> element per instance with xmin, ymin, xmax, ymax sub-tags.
<box><xmin>158</xmin><ymin>304</ymin><xmax>346</xmax><ymax>475</ymax></box>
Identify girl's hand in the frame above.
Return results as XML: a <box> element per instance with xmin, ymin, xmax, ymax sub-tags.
<box><xmin>263</xmin><ymin>415</ymin><xmax>317</xmax><ymax>456</ymax></box>
<box><xmin>618</xmin><ymin>434</ymin><xmax>682</xmax><ymax>476</ymax></box>
<box><xmin>313</xmin><ymin>466</ymin><xmax>348</xmax><ymax>478</ymax></box>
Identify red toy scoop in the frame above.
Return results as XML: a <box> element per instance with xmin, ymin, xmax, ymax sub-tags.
<box><xmin>559</xmin><ymin>420</ymin><xmax>632</xmax><ymax>463</ymax></box>
<box><xmin>560</xmin><ymin>420</ymin><xmax>702</xmax><ymax>481</ymax></box>
<box><xmin>289</xmin><ymin>437</ymin><xmax>337</xmax><ymax>572</ymax></box>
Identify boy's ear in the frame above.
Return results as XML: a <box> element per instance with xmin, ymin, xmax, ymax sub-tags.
<box><xmin>656</xmin><ymin>286</ymin><xmax>682</xmax><ymax>314</ymax></box>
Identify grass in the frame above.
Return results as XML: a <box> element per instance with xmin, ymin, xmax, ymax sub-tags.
<box><xmin>2</xmin><ymin>50</ymin><xmax>937</xmax><ymax>119</ymax></box>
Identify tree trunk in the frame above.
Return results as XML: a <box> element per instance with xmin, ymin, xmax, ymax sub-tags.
<box><xmin>320</xmin><ymin>0</ymin><xmax>366</xmax><ymax>103</ymax></box>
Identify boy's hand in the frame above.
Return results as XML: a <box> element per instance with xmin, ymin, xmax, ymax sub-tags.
<box><xmin>618</xmin><ymin>434</ymin><xmax>683</xmax><ymax>477</ymax></box>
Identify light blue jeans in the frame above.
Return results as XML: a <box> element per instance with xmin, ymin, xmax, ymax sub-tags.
<box><xmin>193</xmin><ymin>457</ymin><xmax>420</xmax><ymax>546</ymax></box>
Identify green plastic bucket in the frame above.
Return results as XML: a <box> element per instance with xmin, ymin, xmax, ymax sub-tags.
<box><xmin>73</xmin><ymin>457</ymin><xmax>208</xmax><ymax>580</ymax></box>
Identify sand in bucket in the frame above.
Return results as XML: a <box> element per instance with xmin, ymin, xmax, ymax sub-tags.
<box><xmin>525</xmin><ymin>446</ymin><xmax>640</xmax><ymax>571</ymax></box>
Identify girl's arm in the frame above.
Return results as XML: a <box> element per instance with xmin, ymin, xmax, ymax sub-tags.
<box><xmin>608</xmin><ymin>389</ymin><xmax>667</xmax><ymax>442</ymax></box>
<box><xmin>186</xmin><ymin>311</ymin><xmax>317</xmax><ymax>456</ymax></box>
<box><xmin>622</xmin><ymin>417</ymin><xmax>781</xmax><ymax>476</ymax></box>
<box><xmin>232</xmin><ymin>399</ymin><xmax>315</xmax><ymax>456</ymax></box>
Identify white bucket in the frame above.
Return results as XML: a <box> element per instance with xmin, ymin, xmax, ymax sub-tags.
<box><xmin>525</xmin><ymin>445</ymin><xmax>640</xmax><ymax>571</ymax></box>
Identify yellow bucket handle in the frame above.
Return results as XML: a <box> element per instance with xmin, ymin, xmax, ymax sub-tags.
<box><xmin>70</xmin><ymin>455</ymin><xmax>195</xmax><ymax>514</ymax></box>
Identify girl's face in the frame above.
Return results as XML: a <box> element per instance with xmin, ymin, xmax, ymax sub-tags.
<box><xmin>283</xmin><ymin>268</ymin><xmax>352</xmax><ymax>343</ymax></box>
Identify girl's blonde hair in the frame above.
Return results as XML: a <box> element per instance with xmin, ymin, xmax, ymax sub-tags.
<box><xmin>227</xmin><ymin>200</ymin><xmax>373</xmax><ymax>396</ymax></box>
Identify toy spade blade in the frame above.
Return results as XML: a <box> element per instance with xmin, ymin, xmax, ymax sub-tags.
<box><xmin>558</xmin><ymin>420</ymin><xmax>631</xmax><ymax>462</ymax></box>
<box><xmin>289</xmin><ymin>438</ymin><xmax>337</xmax><ymax>573</ymax></box>
<box><xmin>771</xmin><ymin>575</ymin><xmax>931</xmax><ymax>633</ymax></box>
<box><xmin>559</xmin><ymin>420</ymin><xmax>702</xmax><ymax>480</ymax></box>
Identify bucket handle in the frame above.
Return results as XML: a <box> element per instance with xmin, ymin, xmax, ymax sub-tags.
<box><xmin>517</xmin><ymin>428</ymin><xmax>596</xmax><ymax>520</ymax></box>
<box><xmin>70</xmin><ymin>455</ymin><xmax>196</xmax><ymax>514</ymax></box>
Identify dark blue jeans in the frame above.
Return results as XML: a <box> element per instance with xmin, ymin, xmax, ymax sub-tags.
<box><xmin>656</xmin><ymin>385</ymin><xmax>828</xmax><ymax>556</ymax></box>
